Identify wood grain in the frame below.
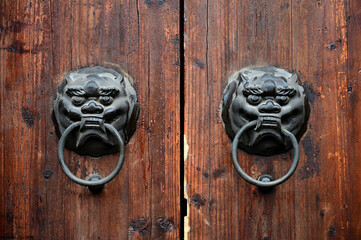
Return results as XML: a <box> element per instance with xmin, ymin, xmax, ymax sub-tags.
<box><xmin>184</xmin><ymin>0</ymin><xmax>355</xmax><ymax>239</ymax></box>
<box><xmin>1</xmin><ymin>0</ymin><xmax>361</xmax><ymax>239</ymax></box>
<box><xmin>347</xmin><ymin>0</ymin><xmax>361</xmax><ymax>237</ymax></box>
<box><xmin>0</xmin><ymin>0</ymin><xmax>180</xmax><ymax>239</ymax></box>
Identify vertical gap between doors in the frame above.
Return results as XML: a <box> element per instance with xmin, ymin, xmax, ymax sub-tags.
<box><xmin>179</xmin><ymin>0</ymin><xmax>186</xmax><ymax>238</ymax></box>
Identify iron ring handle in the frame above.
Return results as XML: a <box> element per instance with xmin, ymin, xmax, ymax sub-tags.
<box><xmin>58</xmin><ymin>122</ymin><xmax>125</xmax><ymax>187</ymax></box>
<box><xmin>232</xmin><ymin>120</ymin><xmax>299</xmax><ymax>188</ymax></box>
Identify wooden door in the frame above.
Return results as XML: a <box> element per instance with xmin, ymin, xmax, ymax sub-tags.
<box><xmin>1</xmin><ymin>0</ymin><xmax>361</xmax><ymax>239</ymax></box>
<box><xmin>0</xmin><ymin>0</ymin><xmax>180</xmax><ymax>239</ymax></box>
<box><xmin>184</xmin><ymin>0</ymin><xmax>361</xmax><ymax>239</ymax></box>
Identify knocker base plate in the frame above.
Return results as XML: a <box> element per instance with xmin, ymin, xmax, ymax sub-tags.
<box><xmin>221</xmin><ymin>66</ymin><xmax>309</xmax><ymax>187</ymax></box>
<box><xmin>52</xmin><ymin>66</ymin><xmax>139</xmax><ymax>191</ymax></box>
<box><xmin>221</xmin><ymin>66</ymin><xmax>309</xmax><ymax>156</ymax></box>
<box><xmin>52</xmin><ymin>66</ymin><xmax>140</xmax><ymax>157</ymax></box>
<box><xmin>87</xmin><ymin>174</ymin><xmax>105</xmax><ymax>193</ymax></box>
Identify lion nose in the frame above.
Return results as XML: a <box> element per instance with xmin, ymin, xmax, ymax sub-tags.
<box><xmin>258</xmin><ymin>100</ymin><xmax>281</xmax><ymax>113</ymax></box>
<box><xmin>81</xmin><ymin>101</ymin><xmax>104</xmax><ymax>114</ymax></box>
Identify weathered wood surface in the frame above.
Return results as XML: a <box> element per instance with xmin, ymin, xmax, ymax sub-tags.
<box><xmin>347</xmin><ymin>0</ymin><xmax>361</xmax><ymax>237</ymax></box>
<box><xmin>1</xmin><ymin>0</ymin><xmax>361</xmax><ymax>239</ymax></box>
<box><xmin>184</xmin><ymin>0</ymin><xmax>358</xmax><ymax>239</ymax></box>
<box><xmin>0</xmin><ymin>0</ymin><xmax>180</xmax><ymax>239</ymax></box>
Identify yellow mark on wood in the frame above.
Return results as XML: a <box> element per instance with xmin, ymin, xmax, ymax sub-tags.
<box><xmin>204</xmin><ymin>218</ymin><xmax>210</xmax><ymax>226</ymax></box>
<box><xmin>184</xmin><ymin>179</ymin><xmax>190</xmax><ymax>240</ymax></box>
<box><xmin>184</xmin><ymin>135</ymin><xmax>189</xmax><ymax>161</ymax></box>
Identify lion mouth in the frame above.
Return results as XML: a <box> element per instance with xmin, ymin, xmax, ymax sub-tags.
<box><xmin>249</xmin><ymin>116</ymin><xmax>283</xmax><ymax>146</ymax></box>
<box><xmin>80</xmin><ymin>116</ymin><xmax>106</xmax><ymax>133</ymax></box>
<box><xmin>76</xmin><ymin>116</ymin><xmax>109</xmax><ymax>147</ymax></box>
<box><xmin>255</xmin><ymin>116</ymin><xmax>281</xmax><ymax>130</ymax></box>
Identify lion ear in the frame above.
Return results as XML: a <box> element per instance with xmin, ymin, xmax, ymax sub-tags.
<box><xmin>116</xmin><ymin>73</ymin><xmax>124</xmax><ymax>83</ymax></box>
<box><xmin>289</xmin><ymin>73</ymin><xmax>300</xmax><ymax>84</ymax></box>
<box><xmin>239</xmin><ymin>73</ymin><xmax>249</xmax><ymax>85</ymax></box>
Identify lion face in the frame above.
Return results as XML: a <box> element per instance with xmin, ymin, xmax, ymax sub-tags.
<box><xmin>52</xmin><ymin>66</ymin><xmax>139</xmax><ymax>157</ymax></box>
<box><xmin>221</xmin><ymin>66</ymin><xmax>309</xmax><ymax>156</ymax></box>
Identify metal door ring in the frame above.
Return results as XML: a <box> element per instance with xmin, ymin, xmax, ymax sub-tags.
<box><xmin>58</xmin><ymin>122</ymin><xmax>125</xmax><ymax>190</ymax></box>
<box><xmin>232</xmin><ymin>120</ymin><xmax>299</xmax><ymax>188</ymax></box>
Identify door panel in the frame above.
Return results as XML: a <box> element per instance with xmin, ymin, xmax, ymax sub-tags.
<box><xmin>1</xmin><ymin>0</ymin><xmax>361</xmax><ymax>239</ymax></box>
<box><xmin>184</xmin><ymin>0</ymin><xmax>359</xmax><ymax>239</ymax></box>
<box><xmin>0</xmin><ymin>0</ymin><xmax>180</xmax><ymax>239</ymax></box>
<box><xmin>348</xmin><ymin>0</ymin><xmax>361</xmax><ymax>237</ymax></box>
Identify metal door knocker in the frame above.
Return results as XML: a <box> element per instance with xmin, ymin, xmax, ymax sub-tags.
<box><xmin>52</xmin><ymin>66</ymin><xmax>140</xmax><ymax>192</ymax></box>
<box><xmin>221</xmin><ymin>66</ymin><xmax>309</xmax><ymax>188</ymax></box>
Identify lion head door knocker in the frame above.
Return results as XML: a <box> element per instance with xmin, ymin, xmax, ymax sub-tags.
<box><xmin>52</xmin><ymin>66</ymin><xmax>140</xmax><ymax>192</ymax></box>
<box><xmin>221</xmin><ymin>66</ymin><xmax>309</xmax><ymax>188</ymax></box>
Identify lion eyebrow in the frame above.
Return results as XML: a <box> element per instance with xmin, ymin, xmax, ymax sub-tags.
<box><xmin>276</xmin><ymin>87</ymin><xmax>296</xmax><ymax>96</ymax></box>
<box><xmin>243</xmin><ymin>87</ymin><xmax>263</xmax><ymax>96</ymax></box>
<box><xmin>99</xmin><ymin>87</ymin><xmax>120</xmax><ymax>96</ymax></box>
<box><xmin>66</xmin><ymin>87</ymin><xmax>86</xmax><ymax>97</ymax></box>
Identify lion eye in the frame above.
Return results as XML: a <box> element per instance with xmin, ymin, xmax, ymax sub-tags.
<box><xmin>276</xmin><ymin>96</ymin><xmax>289</xmax><ymax>105</ymax></box>
<box><xmin>71</xmin><ymin>96</ymin><xmax>86</xmax><ymax>106</ymax></box>
<box><xmin>100</xmin><ymin>96</ymin><xmax>113</xmax><ymax>105</ymax></box>
<box><xmin>247</xmin><ymin>95</ymin><xmax>261</xmax><ymax>105</ymax></box>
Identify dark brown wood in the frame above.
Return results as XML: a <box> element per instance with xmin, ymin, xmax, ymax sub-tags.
<box><xmin>2</xmin><ymin>0</ymin><xmax>361</xmax><ymax>239</ymax></box>
<box><xmin>347</xmin><ymin>0</ymin><xmax>361</xmax><ymax>238</ymax></box>
<box><xmin>184</xmin><ymin>0</ymin><xmax>356</xmax><ymax>239</ymax></box>
<box><xmin>0</xmin><ymin>0</ymin><xmax>180</xmax><ymax>239</ymax></box>
<box><xmin>292</xmin><ymin>1</ymin><xmax>350</xmax><ymax>239</ymax></box>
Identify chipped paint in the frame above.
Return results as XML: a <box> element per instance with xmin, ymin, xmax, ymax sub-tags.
<box><xmin>204</xmin><ymin>219</ymin><xmax>210</xmax><ymax>226</ymax></box>
<box><xmin>184</xmin><ymin>135</ymin><xmax>190</xmax><ymax>239</ymax></box>
<box><xmin>184</xmin><ymin>179</ymin><xmax>190</xmax><ymax>240</ymax></box>
<box><xmin>184</xmin><ymin>135</ymin><xmax>189</xmax><ymax>161</ymax></box>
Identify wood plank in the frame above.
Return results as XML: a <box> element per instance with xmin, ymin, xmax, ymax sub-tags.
<box><xmin>0</xmin><ymin>0</ymin><xmax>180</xmax><ymax>239</ymax></box>
<box><xmin>292</xmin><ymin>0</ymin><xmax>350</xmax><ymax>239</ymax></box>
<box><xmin>184</xmin><ymin>0</ymin><xmax>352</xmax><ymax>238</ymax></box>
<box><xmin>347</xmin><ymin>0</ymin><xmax>361</xmax><ymax>237</ymax></box>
